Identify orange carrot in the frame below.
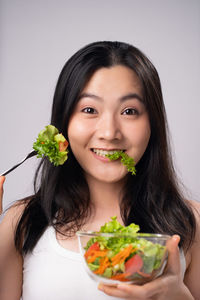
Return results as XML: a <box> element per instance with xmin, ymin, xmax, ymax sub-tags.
<box><xmin>94</xmin><ymin>256</ymin><xmax>110</xmax><ymax>275</ymax></box>
<box><xmin>111</xmin><ymin>245</ymin><xmax>134</xmax><ymax>266</ymax></box>
<box><xmin>110</xmin><ymin>273</ymin><xmax>131</xmax><ymax>281</ymax></box>
<box><xmin>84</xmin><ymin>242</ymin><xmax>100</xmax><ymax>259</ymax></box>
<box><xmin>86</xmin><ymin>250</ymin><xmax>108</xmax><ymax>263</ymax></box>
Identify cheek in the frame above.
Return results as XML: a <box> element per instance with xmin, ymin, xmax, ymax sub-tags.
<box><xmin>68</xmin><ymin>119</ymin><xmax>85</xmax><ymax>136</ymax></box>
<box><xmin>67</xmin><ymin>118</ymin><xmax>91</xmax><ymax>151</ymax></box>
<box><xmin>68</xmin><ymin>121</ymin><xmax>82</xmax><ymax>146</ymax></box>
<box><xmin>129</xmin><ymin>121</ymin><xmax>151</xmax><ymax>160</ymax></box>
<box><xmin>139</xmin><ymin>123</ymin><xmax>151</xmax><ymax>147</ymax></box>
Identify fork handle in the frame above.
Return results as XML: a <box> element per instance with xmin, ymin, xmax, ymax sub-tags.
<box><xmin>0</xmin><ymin>150</ymin><xmax>37</xmax><ymax>176</ymax></box>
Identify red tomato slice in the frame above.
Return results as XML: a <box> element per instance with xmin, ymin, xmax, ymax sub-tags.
<box><xmin>85</xmin><ymin>242</ymin><xmax>100</xmax><ymax>258</ymax></box>
<box><xmin>125</xmin><ymin>254</ymin><xmax>143</xmax><ymax>274</ymax></box>
<box><xmin>89</xmin><ymin>242</ymin><xmax>100</xmax><ymax>251</ymax></box>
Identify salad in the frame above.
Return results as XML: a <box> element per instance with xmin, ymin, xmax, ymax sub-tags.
<box><xmin>33</xmin><ymin>125</ymin><xmax>68</xmax><ymax>166</ymax></box>
<box><xmin>83</xmin><ymin>217</ymin><xmax>167</xmax><ymax>283</ymax></box>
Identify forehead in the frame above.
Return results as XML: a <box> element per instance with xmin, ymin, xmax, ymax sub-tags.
<box><xmin>81</xmin><ymin>65</ymin><xmax>142</xmax><ymax>96</ymax></box>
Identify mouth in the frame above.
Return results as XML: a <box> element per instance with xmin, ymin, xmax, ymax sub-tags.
<box><xmin>91</xmin><ymin>148</ymin><xmax>125</xmax><ymax>158</ymax></box>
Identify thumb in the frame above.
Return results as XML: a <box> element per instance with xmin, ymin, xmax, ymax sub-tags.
<box><xmin>165</xmin><ymin>235</ymin><xmax>181</xmax><ymax>275</ymax></box>
<box><xmin>0</xmin><ymin>176</ymin><xmax>5</xmax><ymax>214</ymax></box>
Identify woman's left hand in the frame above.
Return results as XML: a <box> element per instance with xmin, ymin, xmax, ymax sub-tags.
<box><xmin>98</xmin><ymin>235</ymin><xmax>194</xmax><ymax>299</ymax></box>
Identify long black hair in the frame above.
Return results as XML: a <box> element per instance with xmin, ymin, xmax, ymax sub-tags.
<box><xmin>15</xmin><ymin>41</ymin><xmax>196</xmax><ymax>253</ymax></box>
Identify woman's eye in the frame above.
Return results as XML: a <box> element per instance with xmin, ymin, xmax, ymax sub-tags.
<box><xmin>82</xmin><ymin>107</ymin><xmax>97</xmax><ymax>114</ymax></box>
<box><xmin>122</xmin><ymin>108</ymin><xmax>139</xmax><ymax>115</ymax></box>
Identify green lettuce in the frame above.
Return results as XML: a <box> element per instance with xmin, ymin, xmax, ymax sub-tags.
<box><xmin>100</xmin><ymin>216</ymin><xmax>139</xmax><ymax>234</ymax></box>
<box><xmin>106</xmin><ymin>151</ymin><xmax>136</xmax><ymax>175</ymax></box>
<box><xmin>33</xmin><ymin>125</ymin><xmax>68</xmax><ymax>166</ymax></box>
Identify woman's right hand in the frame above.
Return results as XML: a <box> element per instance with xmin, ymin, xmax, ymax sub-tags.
<box><xmin>0</xmin><ymin>176</ymin><xmax>5</xmax><ymax>214</ymax></box>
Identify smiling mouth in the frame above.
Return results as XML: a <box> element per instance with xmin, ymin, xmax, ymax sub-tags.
<box><xmin>91</xmin><ymin>149</ymin><xmax>125</xmax><ymax>158</ymax></box>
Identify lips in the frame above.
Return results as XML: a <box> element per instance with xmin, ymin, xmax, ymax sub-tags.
<box><xmin>91</xmin><ymin>148</ymin><xmax>124</xmax><ymax>158</ymax></box>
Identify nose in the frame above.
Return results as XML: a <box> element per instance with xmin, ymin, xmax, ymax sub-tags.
<box><xmin>96</xmin><ymin>113</ymin><xmax>122</xmax><ymax>141</ymax></box>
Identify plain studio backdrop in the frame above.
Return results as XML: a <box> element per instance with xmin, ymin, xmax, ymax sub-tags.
<box><xmin>0</xmin><ymin>0</ymin><xmax>199</xmax><ymax>210</ymax></box>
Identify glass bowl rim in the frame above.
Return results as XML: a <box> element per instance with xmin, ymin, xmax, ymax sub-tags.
<box><xmin>76</xmin><ymin>231</ymin><xmax>171</xmax><ymax>240</ymax></box>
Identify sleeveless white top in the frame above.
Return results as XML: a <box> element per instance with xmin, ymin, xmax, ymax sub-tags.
<box><xmin>22</xmin><ymin>226</ymin><xmax>121</xmax><ymax>300</ymax></box>
<box><xmin>22</xmin><ymin>226</ymin><xmax>186</xmax><ymax>300</ymax></box>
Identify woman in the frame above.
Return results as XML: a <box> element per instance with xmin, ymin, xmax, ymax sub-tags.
<box><xmin>0</xmin><ymin>41</ymin><xmax>199</xmax><ymax>300</ymax></box>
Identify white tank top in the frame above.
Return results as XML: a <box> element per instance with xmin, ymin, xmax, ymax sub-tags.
<box><xmin>22</xmin><ymin>226</ymin><xmax>121</xmax><ymax>300</ymax></box>
<box><xmin>22</xmin><ymin>226</ymin><xmax>186</xmax><ymax>300</ymax></box>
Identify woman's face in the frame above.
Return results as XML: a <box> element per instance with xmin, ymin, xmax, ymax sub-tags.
<box><xmin>67</xmin><ymin>65</ymin><xmax>151</xmax><ymax>183</ymax></box>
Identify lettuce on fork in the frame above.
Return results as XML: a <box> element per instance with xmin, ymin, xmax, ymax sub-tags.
<box><xmin>33</xmin><ymin>125</ymin><xmax>68</xmax><ymax>166</ymax></box>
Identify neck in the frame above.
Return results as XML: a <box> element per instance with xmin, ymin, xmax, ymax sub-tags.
<box><xmin>85</xmin><ymin>175</ymin><xmax>126</xmax><ymax>226</ymax></box>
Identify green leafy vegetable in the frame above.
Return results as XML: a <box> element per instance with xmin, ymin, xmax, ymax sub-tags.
<box><xmin>106</xmin><ymin>151</ymin><xmax>136</xmax><ymax>175</ymax></box>
<box><xmin>83</xmin><ymin>217</ymin><xmax>167</xmax><ymax>282</ymax></box>
<box><xmin>100</xmin><ymin>216</ymin><xmax>139</xmax><ymax>234</ymax></box>
<box><xmin>33</xmin><ymin>125</ymin><xmax>68</xmax><ymax>166</ymax></box>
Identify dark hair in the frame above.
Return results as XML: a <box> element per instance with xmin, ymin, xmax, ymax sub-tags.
<box><xmin>15</xmin><ymin>41</ymin><xmax>196</xmax><ymax>253</ymax></box>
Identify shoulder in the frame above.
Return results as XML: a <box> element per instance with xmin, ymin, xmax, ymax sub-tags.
<box><xmin>183</xmin><ymin>199</ymin><xmax>200</xmax><ymax>258</ymax></box>
<box><xmin>0</xmin><ymin>200</ymin><xmax>27</xmax><ymax>267</ymax></box>
<box><xmin>186</xmin><ymin>199</ymin><xmax>200</xmax><ymax>244</ymax></box>
<box><xmin>187</xmin><ymin>198</ymin><xmax>200</xmax><ymax>210</ymax></box>
<box><xmin>0</xmin><ymin>200</ymin><xmax>27</xmax><ymax>231</ymax></box>
<box><xmin>0</xmin><ymin>199</ymin><xmax>30</xmax><ymax>248</ymax></box>
<box><xmin>0</xmin><ymin>200</ymin><xmax>26</xmax><ymax>298</ymax></box>
<box><xmin>183</xmin><ymin>200</ymin><xmax>200</xmax><ymax>298</ymax></box>
<box><xmin>187</xmin><ymin>199</ymin><xmax>200</xmax><ymax>224</ymax></box>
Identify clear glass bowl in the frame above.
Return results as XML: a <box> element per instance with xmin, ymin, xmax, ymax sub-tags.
<box><xmin>76</xmin><ymin>231</ymin><xmax>170</xmax><ymax>285</ymax></box>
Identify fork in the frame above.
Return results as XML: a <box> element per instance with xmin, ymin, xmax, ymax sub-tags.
<box><xmin>0</xmin><ymin>150</ymin><xmax>37</xmax><ymax>176</ymax></box>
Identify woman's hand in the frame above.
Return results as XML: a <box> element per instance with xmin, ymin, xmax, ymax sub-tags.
<box><xmin>0</xmin><ymin>176</ymin><xmax>5</xmax><ymax>214</ymax></box>
<box><xmin>98</xmin><ymin>235</ymin><xmax>194</xmax><ymax>299</ymax></box>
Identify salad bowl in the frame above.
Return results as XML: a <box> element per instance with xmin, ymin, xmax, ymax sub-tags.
<box><xmin>76</xmin><ymin>231</ymin><xmax>170</xmax><ymax>285</ymax></box>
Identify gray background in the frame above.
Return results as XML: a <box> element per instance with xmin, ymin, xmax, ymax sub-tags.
<box><xmin>0</xmin><ymin>0</ymin><xmax>199</xmax><ymax>209</ymax></box>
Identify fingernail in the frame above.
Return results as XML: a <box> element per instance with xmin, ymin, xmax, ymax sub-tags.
<box><xmin>172</xmin><ymin>235</ymin><xmax>180</xmax><ymax>244</ymax></box>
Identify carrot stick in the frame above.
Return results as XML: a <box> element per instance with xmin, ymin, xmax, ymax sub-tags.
<box><xmin>111</xmin><ymin>245</ymin><xmax>134</xmax><ymax>266</ymax></box>
<box><xmin>110</xmin><ymin>273</ymin><xmax>131</xmax><ymax>281</ymax></box>
<box><xmin>94</xmin><ymin>256</ymin><xmax>110</xmax><ymax>275</ymax></box>
<box><xmin>86</xmin><ymin>250</ymin><xmax>108</xmax><ymax>263</ymax></box>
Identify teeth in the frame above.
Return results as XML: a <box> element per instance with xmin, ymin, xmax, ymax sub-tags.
<box><xmin>92</xmin><ymin>149</ymin><xmax>122</xmax><ymax>157</ymax></box>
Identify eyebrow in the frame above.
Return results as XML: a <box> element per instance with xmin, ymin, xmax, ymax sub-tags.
<box><xmin>78</xmin><ymin>92</ymin><xmax>143</xmax><ymax>102</ymax></box>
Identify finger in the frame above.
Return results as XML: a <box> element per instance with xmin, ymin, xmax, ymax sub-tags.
<box><xmin>98</xmin><ymin>283</ymin><xmax>130</xmax><ymax>299</ymax></box>
<box><xmin>165</xmin><ymin>235</ymin><xmax>181</xmax><ymax>275</ymax></box>
<box><xmin>98</xmin><ymin>282</ymin><xmax>151</xmax><ymax>299</ymax></box>
<box><xmin>0</xmin><ymin>176</ymin><xmax>5</xmax><ymax>213</ymax></box>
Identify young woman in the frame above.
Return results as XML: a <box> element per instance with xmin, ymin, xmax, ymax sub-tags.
<box><xmin>0</xmin><ymin>41</ymin><xmax>199</xmax><ymax>300</ymax></box>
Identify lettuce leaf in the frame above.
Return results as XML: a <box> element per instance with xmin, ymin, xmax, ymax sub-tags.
<box><xmin>100</xmin><ymin>216</ymin><xmax>139</xmax><ymax>234</ymax></box>
<box><xmin>106</xmin><ymin>151</ymin><xmax>136</xmax><ymax>175</ymax></box>
<box><xmin>33</xmin><ymin>125</ymin><xmax>68</xmax><ymax>166</ymax></box>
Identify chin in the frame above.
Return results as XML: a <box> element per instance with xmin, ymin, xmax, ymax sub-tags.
<box><xmin>89</xmin><ymin>169</ymin><xmax>128</xmax><ymax>184</ymax></box>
